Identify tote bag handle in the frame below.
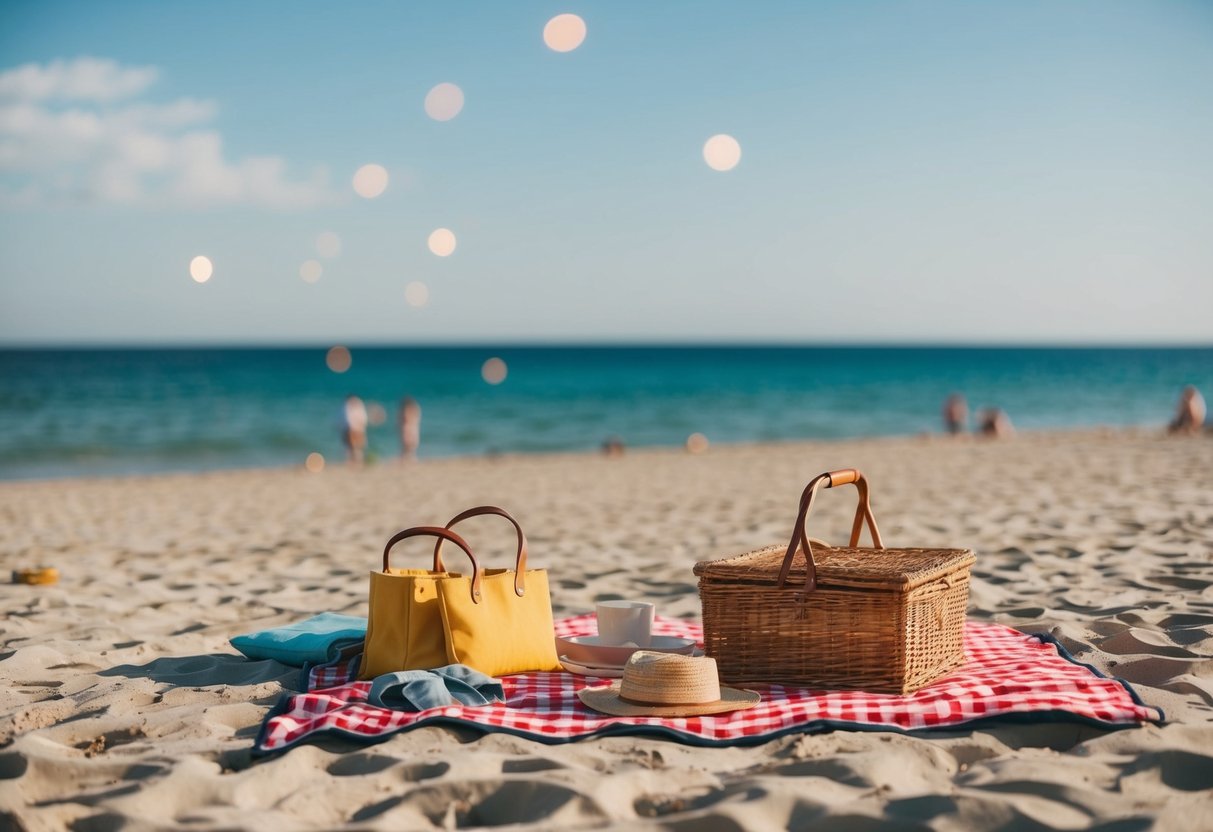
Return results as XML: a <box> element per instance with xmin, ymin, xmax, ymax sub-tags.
<box><xmin>383</xmin><ymin>525</ymin><xmax>483</xmax><ymax>603</ymax></box>
<box><xmin>433</xmin><ymin>505</ymin><xmax>529</xmax><ymax>597</ymax></box>
<box><xmin>776</xmin><ymin>469</ymin><xmax>884</xmax><ymax>597</ymax></box>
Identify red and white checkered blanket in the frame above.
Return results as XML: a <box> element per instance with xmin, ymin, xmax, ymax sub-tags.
<box><xmin>254</xmin><ymin>615</ymin><xmax>1161</xmax><ymax>755</ymax></box>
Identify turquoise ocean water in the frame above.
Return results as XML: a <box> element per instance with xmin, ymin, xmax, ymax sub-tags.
<box><xmin>0</xmin><ymin>346</ymin><xmax>1208</xmax><ymax>480</ymax></box>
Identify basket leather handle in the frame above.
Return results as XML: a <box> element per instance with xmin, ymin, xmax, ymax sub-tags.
<box><xmin>776</xmin><ymin>469</ymin><xmax>884</xmax><ymax>596</ymax></box>
<box><xmin>383</xmin><ymin>525</ymin><xmax>482</xmax><ymax>604</ymax></box>
<box><xmin>434</xmin><ymin>505</ymin><xmax>528</xmax><ymax>597</ymax></box>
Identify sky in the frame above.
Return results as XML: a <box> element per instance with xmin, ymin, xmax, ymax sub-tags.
<box><xmin>0</xmin><ymin>0</ymin><xmax>1210</xmax><ymax>345</ymax></box>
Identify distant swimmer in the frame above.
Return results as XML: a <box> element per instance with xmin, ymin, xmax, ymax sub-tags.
<box><xmin>342</xmin><ymin>394</ymin><xmax>369</xmax><ymax>465</ymax></box>
<box><xmin>1168</xmin><ymin>385</ymin><xmax>1206</xmax><ymax>435</ymax></box>
<box><xmin>399</xmin><ymin>396</ymin><xmax>422</xmax><ymax>460</ymax></box>
<box><xmin>601</xmin><ymin>435</ymin><xmax>625</xmax><ymax>457</ymax></box>
<box><xmin>942</xmin><ymin>393</ymin><xmax>968</xmax><ymax>435</ymax></box>
<box><xmin>978</xmin><ymin>407</ymin><xmax>1014</xmax><ymax>439</ymax></box>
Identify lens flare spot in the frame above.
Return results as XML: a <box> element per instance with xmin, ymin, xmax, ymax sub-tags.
<box><xmin>305</xmin><ymin>452</ymin><xmax>326</xmax><ymax>473</ymax></box>
<box><xmin>405</xmin><ymin>281</ymin><xmax>430</xmax><ymax>307</ymax></box>
<box><xmin>189</xmin><ymin>255</ymin><xmax>213</xmax><ymax>283</ymax></box>
<box><xmin>368</xmin><ymin>402</ymin><xmax>387</xmax><ymax>426</ymax></box>
<box><xmin>353</xmin><ymin>164</ymin><xmax>389</xmax><ymax>198</ymax></box>
<box><xmin>544</xmin><ymin>14</ymin><xmax>586</xmax><ymax>52</ymax></box>
<box><xmin>326</xmin><ymin>346</ymin><xmax>352</xmax><ymax>373</ymax></box>
<box><xmin>481</xmin><ymin>357</ymin><xmax>508</xmax><ymax>385</ymax></box>
<box><xmin>424</xmin><ymin>82</ymin><xmax>465</xmax><ymax>121</ymax></box>
<box><xmin>703</xmin><ymin>134</ymin><xmax>741</xmax><ymax>172</ymax></box>
<box><xmin>686</xmin><ymin>432</ymin><xmax>710</xmax><ymax>454</ymax></box>
<box><xmin>316</xmin><ymin>231</ymin><xmax>341</xmax><ymax>258</ymax></box>
<box><xmin>427</xmin><ymin>228</ymin><xmax>457</xmax><ymax>257</ymax></box>
<box><xmin>300</xmin><ymin>260</ymin><xmax>322</xmax><ymax>283</ymax></box>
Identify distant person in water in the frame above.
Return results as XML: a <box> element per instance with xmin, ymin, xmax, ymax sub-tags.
<box><xmin>342</xmin><ymin>394</ymin><xmax>369</xmax><ymax>465</ymax></box>
<box><xmin>978</xmin><ymin>407</ymin><xmax>1014</xmax><ymax>439</ymax></box>
<box><xmin>398</xmin><ymin>397</ymin><xmax>422</xmax><ymax>460</ymax></box>
<box><xmin>601</xmin><ymin>435</ymin><xmax>625</xmax><ymax>457</ymax></box>
<box><xmin>942</xmin><ymin>393</ymin><xmax>968</xmax><ymax>435</ymax></box>
<box><xmin>1168</xmin><ymin>385</ymin><xmax>1207</xmax><ymax>435</ymax></box>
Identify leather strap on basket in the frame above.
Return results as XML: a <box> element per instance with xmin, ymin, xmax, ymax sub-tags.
<box><xmin>776</xmin><ymin>469</ymin><xmax>884</xmax><ymax>597</ymax></box>
<box><xmin>383</xmin><ymin>526</ymin><xmax>483</xmax><ymax>604</ymax></box>
<box><xmin>433</xmin><ymin>505</ymin><xmax>528</xmax><ymax>597</ymax></box>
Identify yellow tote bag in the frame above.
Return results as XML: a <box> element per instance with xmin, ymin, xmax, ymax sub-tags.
<box><xmin>359</xmin><ymin>525</ymin><xmax>483</xmax><ymax>681</ymax></box>
<box><xmin>432</xmin><ymin>506</ymin><xmax>562</xmax><ymax>677</ymax></box>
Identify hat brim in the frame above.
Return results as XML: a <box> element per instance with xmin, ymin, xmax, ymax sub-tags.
<box><xmin>577</xmin><ymin>683</ymin><xmax>760</xmax><ymax>717</ymax></box>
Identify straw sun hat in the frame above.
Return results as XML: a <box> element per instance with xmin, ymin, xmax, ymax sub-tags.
<box><xmin>577</xmin><ymin>651</ymin><xmax>760</xmax><ymax>717</ymax></box>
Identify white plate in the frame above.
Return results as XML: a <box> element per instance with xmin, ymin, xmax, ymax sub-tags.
<box><xmin>554</xmin><ymin>634</ymin><xmax>698</xmax><ymax>668</ymax></box>
<box><xmin>559</xmin><ymin>656</ymin><xmax>625</xmax><ymax>678</ymax></box>
<box><xmin>559</xmin><ymin>648</ymin><xmax>705</xmax><ymax>679</ymax></box>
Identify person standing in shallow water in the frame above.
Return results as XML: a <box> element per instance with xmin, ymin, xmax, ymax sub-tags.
<box><xmin>942</xmin><ymin>394</ymin><xmax>968</xmax><ymax>435</ymax></box>
<box><xmin>1168</xmin><ymin>385</ymin><xmax>1207</xmax><ymax>435</ymax></box>
<box><xmin>399</xmin><ymin>397</ymin><xmax>422</xmax><ymax>460</ymax></box>
<box><xmin>341</xmin><ymin>394</ymin><xmax>369</xmax><ymax>465</ymax></box>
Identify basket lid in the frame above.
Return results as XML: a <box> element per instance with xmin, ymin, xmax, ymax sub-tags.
<box><xmin>693</xmin><ymin>544</ymin><xmax>975</xmax><ymax>592</ymax></box>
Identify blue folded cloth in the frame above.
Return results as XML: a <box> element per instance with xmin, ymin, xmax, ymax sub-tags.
<box><xmin>229</xmin><ymin>612</ymin><xmax>367</xmax><ymax>666</ymax></box>
<box><xmin>368</xmin><ymin>664</ymin><xmax>505</xmax><ymax>711</ymax></box>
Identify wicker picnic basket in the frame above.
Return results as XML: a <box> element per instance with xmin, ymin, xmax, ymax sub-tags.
<box><xmin>693</xmin><ymin>469</ymin><xmax>975</xmax><ymax>694</ymax></box>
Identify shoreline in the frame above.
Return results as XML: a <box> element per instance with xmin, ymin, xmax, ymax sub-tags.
<box><xmin>0</xmin><ymin>423</ymin><xmax>1173</xmax><ymax>486</ymax></box>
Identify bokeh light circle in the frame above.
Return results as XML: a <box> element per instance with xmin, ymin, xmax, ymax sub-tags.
<box><xmin>189</xmin><ymin>255</ymin><xmax>213</xmax><ymax>283</ymax></box>
<box><xmin>368</xmin><ymin>402</ymin><xmax>387</xmax><ymax>426</ymax></box>
<box><xmin>703</xmin><ymin>134</ymin><xmax>742</xmax><ymax>172</ymax></box>
<box><xmin>481</xmin><ymin>357</ymin><xmax>508</xmax><ymax>385</ymax></box>
<box><xmin>425</xmin><ymin>83</ymin><xmax>465</xmax><ymax>121</ymax></box>
<box><xmin>326</xmin><ymin>346</ymin><xmax>352</xmax><ymax>373</ymax></box>
<box><xmin>352</xmin><ymin>164</ymin><xmax>389</xmax><ymax>198</ymax></box>
<box><xmin>405</xmin><ymin>281</ymin><xmax>430</xmax><ymax>307</ymax></box>
<box><xmin>427</xmin><ymin>228</ymin><xmax>457</xmax><ymax>257</ymax></box>
<box><xmin>686</xmin><ymin>432</ymin><xmax>710</xmax><ymax>454</ymax></box>
<box><xmin>316</xmin><ymin>231</ymin><xmax>341</xmax><ymax>258</ymax></box>
<box><xmin>544</xmin><ymin>14</ymin><xmax>587</xmax><ymax>52</ymax></box>
<box><xmin>300</xmin><ymin>260</ymin><xmax>322</xmax><ymax>283</ymax></box>
<box><xmin>304</xmin><ymin>452</ymin><xmax>325</xmax><ymax>473</ymax></box>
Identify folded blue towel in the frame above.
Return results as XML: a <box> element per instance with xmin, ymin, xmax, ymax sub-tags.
<box><xmin>368</xmin><ymin>664</ymin><xmax>505</xmax><ymax>711</ymax></box>
<box><xmin>229</xmin><ymin>612</ymin><xmax>367</xmax><ymax>666</ymax></box>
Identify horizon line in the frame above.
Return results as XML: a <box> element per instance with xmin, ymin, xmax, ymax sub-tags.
<box><xmin>1</xmin><ymin>339</ymin><xmax>1211</xmax><ymax>351</ymax></box>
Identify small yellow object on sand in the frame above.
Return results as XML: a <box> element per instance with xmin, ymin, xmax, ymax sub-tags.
<box><xmin>12</xmin><ymin>567</ymin><xmax>59</xmax><ymax>585</ymax></box>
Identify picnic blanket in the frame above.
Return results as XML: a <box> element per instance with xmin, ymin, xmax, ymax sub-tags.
<box><xmin>253</xmin><ymin>614</ymin><xmax>1162</xmax><ymax>755</ymax></box>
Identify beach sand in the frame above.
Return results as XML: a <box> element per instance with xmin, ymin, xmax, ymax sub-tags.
<box><xmin>2</xmin><ymin>430</ymin><xmax>1211</xmax><ymax>830</ymax></box>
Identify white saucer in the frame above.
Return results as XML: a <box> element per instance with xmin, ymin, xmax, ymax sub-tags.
<box><xmin>571</xmin><ymin>635</ymin><xmax>698</xmax><ymax>650</ymax></box>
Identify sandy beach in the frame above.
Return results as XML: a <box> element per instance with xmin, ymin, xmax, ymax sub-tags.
<box><xmin>2</xmin><ymin>429</ymin><xmax>1211</xmax><ymax>830</ymax></box>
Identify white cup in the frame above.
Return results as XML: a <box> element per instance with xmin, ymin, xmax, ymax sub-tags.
<box><xmin>596</xmin><ymin>600</ymin><xmax>654</xmax><ymax>647</ymax></box>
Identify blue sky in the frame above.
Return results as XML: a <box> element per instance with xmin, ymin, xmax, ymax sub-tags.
<box><xmin>1</xmin><ymin>0</ymin><xmax>1210</xmax><ymax>345</ymax></box>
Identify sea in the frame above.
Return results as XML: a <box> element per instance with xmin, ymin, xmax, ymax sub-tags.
<box><xmin>0</xmin><ymin>346</ymin><xmax>1208</xmax><ymax>480</ymax></box>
